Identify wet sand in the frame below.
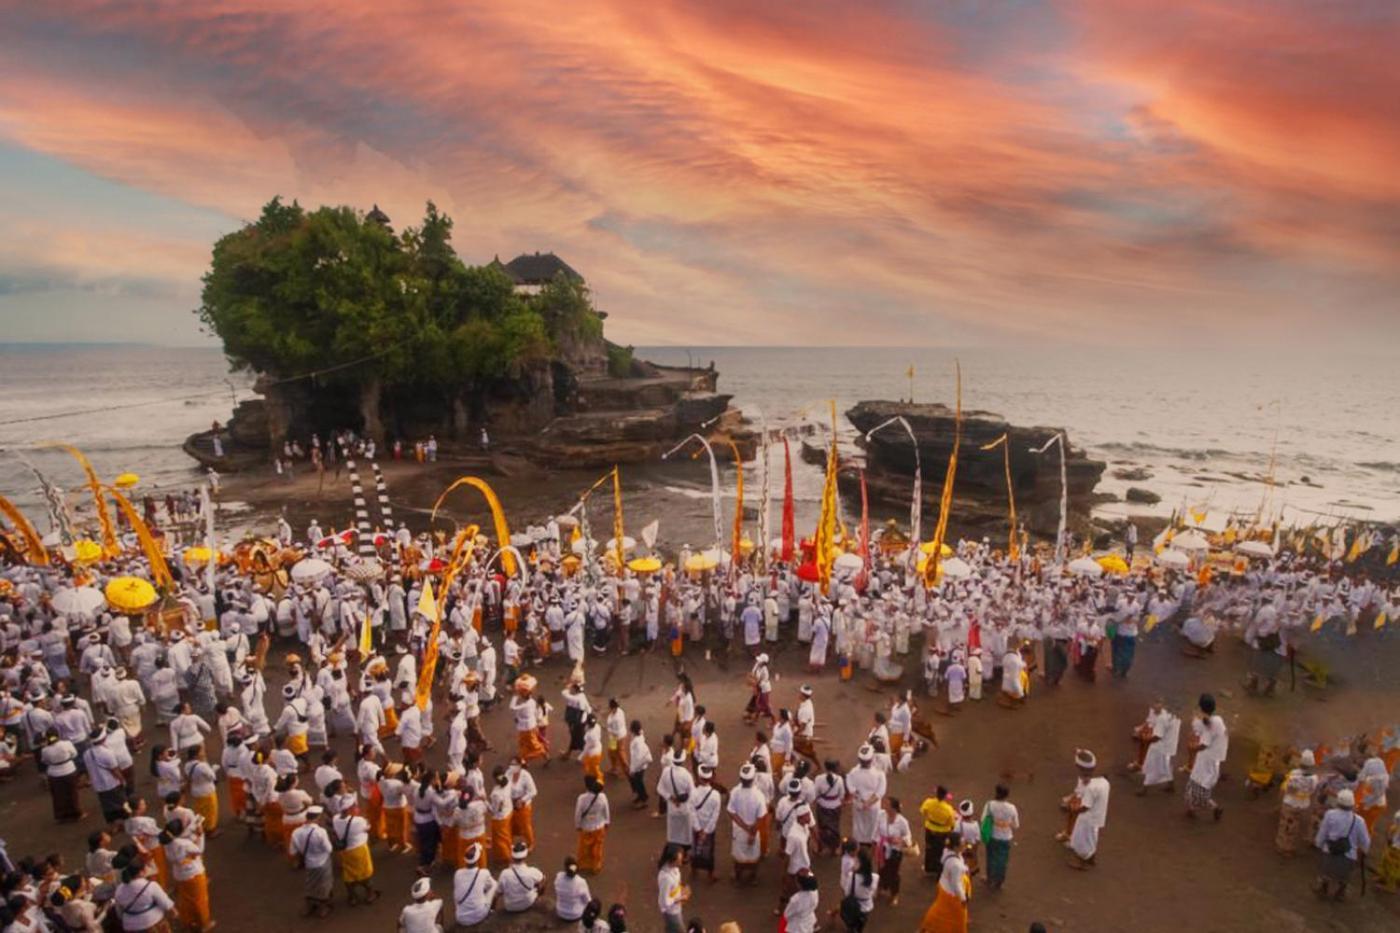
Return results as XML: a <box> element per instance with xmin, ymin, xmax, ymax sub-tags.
<box><xmin>5</xmin><ymin>616</ymin><xmax>1398</xmax><ymax>933</ymax></box>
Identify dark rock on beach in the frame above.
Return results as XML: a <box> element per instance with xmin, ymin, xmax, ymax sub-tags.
<box><xmin>843</xmin><ymin>399</ymin><xmax>1107</xmax><ymax>539</ymax></box>
<box><xmin>1125</xmin><ymin>487</ymin><xmax>1162</xmax><ymax>504</ymax></box>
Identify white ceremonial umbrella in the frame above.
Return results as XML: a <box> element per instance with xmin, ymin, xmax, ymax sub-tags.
<box><xmin>604</xmin><ymin>536</ymin><xmax>637</xmax><ymax>554</ymax></box>
<box><xmin>1068</xmin><ymin>556</ymin><xmax>1105</xmax><ymax>578</ymax></box>
<box><xmin>940</xmin><ymin>556</ymin><xmax>974</xmax><ymax>580</ymax></box>
<box><xmin>291</xmin><ymin>558</ymin><xmax>334</xmax><ymax>585</ymax></box>
<box><xmin>833</xmin><ymin>552</ymin><xmax>864</xmax><ymax>572</ymax></box>
<box><xmin>52</xmin><ymin>586</ymin><xmax>105</xmax><ymax>616</ymax></box>
<box><xmin>1172</xmin><ymin>530</ymin><xmax>1211</xmax><ymax>553</ymax></box>
<box><xmin>1235</xmin><ymin>540</ymin><xmax>1275</xmax><ymax>559</ymax></box>
<box><xmin>1156</xmin><ymin>549</ymin><xmax>1190</xmax><ymax>569</ymax></box>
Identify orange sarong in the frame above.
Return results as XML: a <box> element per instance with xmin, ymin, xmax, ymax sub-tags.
<box><xmin>511</xmin><ymin>802</ymin><xmax>534</xmax><ymax>849</ymax></box>
<box><xmin>384</xmin><ymin>806</ymin><xmax>410</xmax><ymax>850</ymax></box>
<box><xmin>577</xmin><ymin>828</ymin><xmax>606</xmax><ymax>872</ymax></box>
<box><xmin>364</xmin><ymin>784</ymin><xmax>385</xmax><ymax>839</ymax></box>
<box><xmin>518</xmin><ymin>729</ymin><xmax>547</xmax><ymax>764</ymax></box>
<box><xmin>582</xmin><ymin>754</ymin><xmax>604</xmax><ymax>785</ymax></box>
<box><xmin>439</xmin><ymin>826</ymin><xmax>460</xmax><ymax>868</ymax></box>
<box><xmin>175</xmin><ymin>873</ymin><xmax>212</xmax><ymax>929</ymax></box>
<box><xmin>920</xmin><ymin>886</ymin><xmax>969</xmax><ymax>933</ymax></box>
<box><xmin>489</xmin><ymin>818</ymin><xmax>512</xmax><ymax>865</ymax></box>
<box><xmin>228</xmin><ymin>777</ymin><xmax>246</xmax><ymax>817</ymax></box>
<box><xmin>263</xmin><ymin>801</ymin><xmax>285</xmax><ymax>848</ymax></box>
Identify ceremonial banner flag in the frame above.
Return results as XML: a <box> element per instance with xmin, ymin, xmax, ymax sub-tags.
<box><xmin>359</xmin><ymin>611</ymin><xmax>374</xmax><ymax>657</ymax></box>
<box><xmin>44</xmin><ymin>443</ymin><xmax>118</xmax><ymax>557</ymax></box>
<box><xmin>781</xmin><ymin>436</ymin><xmax>795</xmax><ymax>562</ymax></box>
<box><xmin>612</xmin><ymin>466</ymin><xmax>626</xmax><ymax>570</ymax></box>
<box><xmin>107</xmin><ymin>489</ymin><xmax>174</xmax><ymax>591</ymax></box>
<box><xmin>431</xmin><ymin>477</ymin><xmax>517</xmax><ymax>576</ymax></box>
<box><xmin>415</xmin><ymin>578</ymin><xmax>440</xmax><ymax>710</ymax></box>
<box><xmin>816</xmin><ymin>401</ymin><xmax>839</xmax><ymax>594</ymax></box>
<box><xmin>924</xmin><ymin>363</ymin><xmax>962</xmax><ymax>587</ymax></box>
<box><xmin>979</xmin><ymin>433</ymin><xmax>1018</xmax><ymax>561</ymax></box>
<box><xmin>0</xmin><ymin>495</ymin><xmax>47</xmax><ymax>565</ymax></box>
<box><xmin>727</xmin><ymin>441</ymin><xmax>744</xmax><ymax>578</ymax></box>
<box><xmin>857</xmin><ymin>469</ymin><xmax>870</xmax><ymax>592</ymax></box>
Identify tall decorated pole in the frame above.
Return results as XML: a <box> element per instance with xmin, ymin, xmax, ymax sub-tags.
<box><xmin>979</xmin><ymin>433</ymin><xmax>1019</xmax><ymax>561</ymax></box>
<box><xmin>863</xmin><ymin>415</ymin><xmax>922</xmax><ymax>569</ymax></box>
<box><xmin>815</xmin><ymin>401</ymin><xmax>840</xmax><ymax>595</ymax></box>
<box><xmin>1031</xmin><ymin>432</ymin><xmax>1067</xmax><ymax>566</ymax></box>
<box><xmin>755</xmin><ymin>409</ymin><xmax>771</xmax><ymax>575</ymax></box>
<box><xmin>662</xmin><ymin>433</ymin><xmax>724</xmax><ymax>556</ymax></box>
<box><xmin>923</xmin><ymin>362</ymin><xmax>962</xmax><ymax>588</ymax></box>
<box><xmin>726</xmin><ymin>441</ymin><xmax>744</xmax><ymax>579</ymax></box>
<box><xmin>780</xmin><ymin>435</ymin><xmax>795</xmax><ymax>562</ymax></box>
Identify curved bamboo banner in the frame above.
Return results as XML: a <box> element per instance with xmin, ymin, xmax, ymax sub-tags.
<box><xmin>726</xmin><ymin>441</ymin><xmax>744</xmax><ymax>577</ymax></box>
<box><xmin>924</xmin><ymin>361</ymin><xmax>962</xmax><ymax>587</ymax></box>
<box><xmin>980</xmin><ymin>433</ymin><xmax>1019</xmax><ymax>561</ymax></box>
<box><xmin>816</xmin><ymin>400</ymin><xmax>839</xmax><ymax>595</ymax></box>
<box><xmin>42</xmin><ymin>443</ymin><xmax>119</xmax><ymax>557</ymax></box>
<box><xmin>430</xmin><ymin>477</ymin><xmax>517</xmax><ymax>576</ymax></box>
<box><xmin>612</xmin><ymin>467</ymin><xmax>625</xmax><ymax>571</ymax></box>
<box><xmin>0</xmin><ymin>494</ymin><xmax>48</xmax><ymax>565</ymax></box>
<box><xmin>106</xmin><ymin>487</ymin><xmax>174</xmax><ymax>592</ymax></box>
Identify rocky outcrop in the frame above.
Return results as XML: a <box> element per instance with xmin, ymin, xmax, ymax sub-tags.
<box><xmin>844</xmin><ymin>400</ymin><xmax>1106</xmax><ymax>538</ymax></box>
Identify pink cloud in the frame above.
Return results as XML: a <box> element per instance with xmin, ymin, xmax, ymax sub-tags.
<box><xmin>0</xmin><ymin>0</ymin><xmax>1394</xmax><ymax>346</ymax></box>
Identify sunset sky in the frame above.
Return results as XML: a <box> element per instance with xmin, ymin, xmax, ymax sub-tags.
<box><xmin>0</xmin><ymin>0</ymin><xmax>1395</xmax><ymax>348</ymax></box>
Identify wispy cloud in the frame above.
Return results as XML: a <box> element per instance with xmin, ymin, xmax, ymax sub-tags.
<box><xmin>0</xmin><ymin>0</ymin><xmax>1394</xmax><ymax>346</ymax></box>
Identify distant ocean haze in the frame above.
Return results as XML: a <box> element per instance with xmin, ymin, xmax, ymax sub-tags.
<box><xmin>1</xmin><ymin>343</ymin><xmax>1396</xmax><ymax>528</ymax></box>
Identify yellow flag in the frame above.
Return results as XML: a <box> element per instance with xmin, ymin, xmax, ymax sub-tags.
<box><xmin>107</xmin><ymin>488</ymin><xmax>174</xmax><ymax>591</ymax></box>
<box><xmin>1388</xmin><ymin>543</ymin><xmax>1397</xmax><ymax>566</ymax></box>
<box><xmin>924</xmin><ymin>363</ymin><xmax>962</xmax><ymax>587</ymax></box>
<box><xmin>415</xmin><ymin>578</ymin><xmax>441</xmax><ymax>711</ymax></box>
<box><xmin>0</xmin><ymin>494</ymin><xmax>49</xmax><ymax>566</ymax></box>
<box><xmin>1310</xmin><ymin>613</ymin><xmax>1325</xmax><ymax>633</ymax></box>
<box><xmin>1143</xmin><ymin>613</ymin><xmax>1159</xmax><ymax>633</ymax></box>
<box><xmin>1376</xmin><ymin>612</ymin><xmax>1388</xmax><ymax>631</ymax></box>
<box><xmin>359</xmin><ymin>612</ymin><xmax>374</xmax><ymax>656</ymax></box>
<box><xmin>815</xmin><ymin>401</ymin><xmax>839</xmax><ymax>595</ymax></box>
<box><xmin>417</xmin><ymin>578</ymin><xmax>439</xmax><ymax>623</ymax></box>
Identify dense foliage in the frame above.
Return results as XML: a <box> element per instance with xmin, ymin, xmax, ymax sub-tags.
<box><xmin>197</xmin><ymin>198</ymin><xmax>603</xmax><ymax>415</ymax></box>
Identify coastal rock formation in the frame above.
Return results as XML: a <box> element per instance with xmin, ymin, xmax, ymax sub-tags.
<box><xmin>844</xmin><ymin>400</ymin><xmax>1106</xmax><ymax>538</ymax></box>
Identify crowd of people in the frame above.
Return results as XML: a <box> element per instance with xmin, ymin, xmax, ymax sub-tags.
<box><xmin>1</xmin><ymin>485</ymin><xmax>1398</xmax><ymax>932</ymax></box>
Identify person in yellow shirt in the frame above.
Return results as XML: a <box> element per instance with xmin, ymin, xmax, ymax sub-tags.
<box><xmin>919</xmin><ymin>785</ymin><xmax>957</xmax><ymax>875</ymax></box>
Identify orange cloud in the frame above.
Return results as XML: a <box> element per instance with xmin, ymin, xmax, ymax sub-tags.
<box><xmin>0</xmin><ymin>0</ymin><xmax>1394</xmax><ymax>346</ymax></box>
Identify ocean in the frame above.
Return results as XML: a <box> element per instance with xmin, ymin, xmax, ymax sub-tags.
<box><xmin>2</xmin><ymin>343</ymin><xmax>1397</xmax><ymax>528</ymax></box>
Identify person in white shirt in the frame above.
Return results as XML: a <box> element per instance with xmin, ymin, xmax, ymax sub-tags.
<box><xmin>112</xmin><ymin>862</ymin><xmax>176</xmax><ymax>932</ymax></box>
<box><xmin>452</xmin><ymin>844</ymin><xmax>498</xmax><ymax>927</ymax></box>
<box><xmin>782</xmin><ymin>869</ymin><xmax>820</xmax><ymax>933</ymax></box>
<box><xmin>877</xmin><ymin>796</ymin><xmax>914</xmax><ymax>904</ymax></box>
<box><xmin>727</xmin><ymin>763</ymin><xmax>767</xmax><ymax>884</ymax></box>
<box><xmin>626</xmin><ymin>720</ymin><xmax>653</xmax><ymax>809</ymax></box>
<box><xmin>288</xmin><ymin>806</ymin><xmax>335</xmax><ymax>917</ymax></box>
<box><xmin>574</xmin><ymin>776</ymin><xmax>611</xmax><ymax>873</ymax></box>
<box><xmin>845</xmin><ymin>745</ymin><xmax>887</xmax><ymax>846</ymax></box>
<box><xmin>656</xmin><ymin>843</ymin><xmax>689</xmax><ymax>933</ymax></box>
<box><xmin>1185</xmin><ymin>693</ymin><xmax>1228</xmax><ymax>820</ymax></box>
<box><xmin>1065</xmin><ymin>748</ymin><xmax>1110</xmax><ymax>869</ymax></box>
<box><xmin>398</xmin><ymin>877</ymin><xmax>443</xmax><ymax>933</ymax></box>
<box><xmin>604</xmin><ymin>698</ymin><xmax>628</xmax><ymax>778</ymax></box>
<box><xmin>498</xmin><ymin>841</ymin><xmax>546</xmax><ymax>913</ymax></box>
<box><xmin>168</xmin><ymin>703</ymin><xmax>211</xmax><ymax>753</ymax></box>
<box><xmin>553</xmin><ymin>856</ymin><xmax>593</xmax><ymax>923</ymax></box>
<box><xmin>980</xmin><ymin>785</ymin><xmax>1019</xmax><ymax>888</ymax></box>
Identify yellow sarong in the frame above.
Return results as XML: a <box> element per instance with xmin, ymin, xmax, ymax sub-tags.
<box><xmin>287</xmin><ymin>732</ymin><xmax>309</xmax><ymax>756</ymax></box>
<box><xmin>920</xmin><ymin>886</ymin><xmax>969</xmax><ymax>933</ymax></box>
<box><xmin>192</xmin><ymin>792</ymin><xmax>219</xmax><ymax>833</ymax></box>
<box><xmin>339</xmin><ymin>843</ymin><xmax>374</xmax><ymax>883</ymax></box>
<box><xmin>175</xmin><ymin>873</ymin><xmax>211</xmax><ymax>928</ymax></box>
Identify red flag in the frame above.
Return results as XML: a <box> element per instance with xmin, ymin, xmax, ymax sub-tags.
<box><xmin>781</xmin><ymin>437</ymin><xmax>795</xmax><ymax>562</ymax></box>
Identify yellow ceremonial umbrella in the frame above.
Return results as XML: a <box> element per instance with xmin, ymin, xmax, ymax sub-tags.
<box><xmin>684</xmin><ymin>553</ymin><xmax>719</xmax><ymax>573</ymax></box>
<box><xmin>105</xmin><ymin>576</ymin><xmax>157</xmax><ymax>613</ymax></box>
<box><xmin>73</xmin><ymin>539</ymin><xmax>104</xmax><ymax>563</ymax></box>
<box><xmin>1097</xmin><ymin>554</ymin><xmax>1130</xmax><ymax>575</ymax></box>
<box><xmin>627</xmin><ymin>556</ymin><xmax>662</xmax><ymax>574</ymax></box>
<box><xmin>738</xmin><ymin>538</ymin><xmax>756</xmax><ymax>555</ymax></box>
<box><xmin>114</xmin><ymin>473</ymin><xmax>140</xmax><ymax>489</ymax></box>
<box><xmin>919</xmin><ymin>541</ymin><xmax>955</xmax><ymax>557</ymax></box>
<box><xmin>182</xmin><ymin>546</ymin><xmax>225</xmax><ymax>566</ymax></box>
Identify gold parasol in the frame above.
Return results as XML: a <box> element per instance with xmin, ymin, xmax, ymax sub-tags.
<box><xmin>105</xmin><ymin>576</ymin><xmax>157</xmax><ymax>613</ymax></box>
